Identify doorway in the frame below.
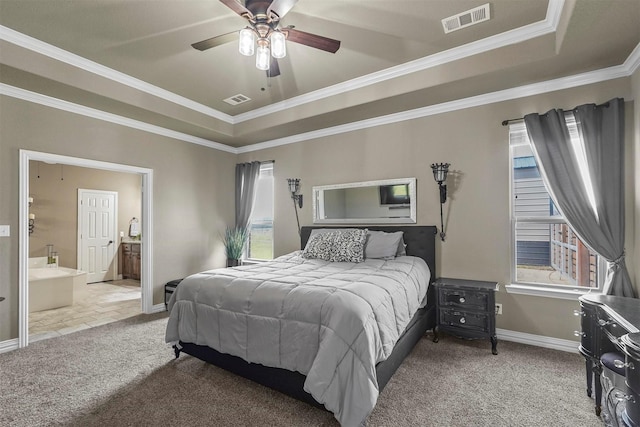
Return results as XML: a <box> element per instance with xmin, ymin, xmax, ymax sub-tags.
<box><xmin>18</xmin><ymin>150</ymin><xmax>155</xmax><ymax>348</ymax></box>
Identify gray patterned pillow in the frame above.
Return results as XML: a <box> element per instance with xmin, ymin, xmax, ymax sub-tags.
<box><xmin>303</xmin><ymin>229</ymin><xmax>368</xmax><ymax>263</ymax></box>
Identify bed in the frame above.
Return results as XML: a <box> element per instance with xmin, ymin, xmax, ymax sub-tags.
<box><xmin>166</xmin><ymin>225</ymin><xmax>437</xmax><ymax>426</ymax></box>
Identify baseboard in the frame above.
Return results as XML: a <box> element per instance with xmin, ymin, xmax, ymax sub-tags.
<box><xmin>0</xmin><ymin>323</ymin><xmax>575</xmax><ymax>356</ymax></box>
<box><xmin>497</xmin><ymin>328</ymin><xmax>580</xmax><ymax>353</ymax></box>
<box><xmin>150</xmin><ymin>303</ymin><xmax>167</xmax><ymax>313</ymax></box>
<box><xmin>0</xmin><ymin>338</ymin><xmax>19</xmax><ymax>354</ymax></box>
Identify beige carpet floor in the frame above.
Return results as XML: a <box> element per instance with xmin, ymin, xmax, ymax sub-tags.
<box><xmin>0</xmin><ymin>312</ymin><xmax>603</xmax><ymax>426</ymax></box>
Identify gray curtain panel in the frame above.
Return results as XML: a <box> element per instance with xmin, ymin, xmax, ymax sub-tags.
<box><xmin>524</xmin><ymin>98</ymin><xmax>635</xmax><ymax>297</ymax></box>
<box><xmin>235</xmin><ymin>161</ymin><xmax>261</xmax><ymax>230</ymax></box>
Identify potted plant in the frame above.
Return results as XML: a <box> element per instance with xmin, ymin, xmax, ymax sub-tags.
<box><xmin>222</xmin><ymin>226</ymin><xmax>249</xmax><ymax>267</ymax></box>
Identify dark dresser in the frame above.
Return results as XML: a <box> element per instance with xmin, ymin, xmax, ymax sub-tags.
<box><xmin>578</xmin><ymin>294</ymin><xmax>640</xmax><ymax>424</ymax></box>
<box><xmin>433</xmin><ymin>277</ymin><xmax>499</xmax><ymax>355</ymax></box>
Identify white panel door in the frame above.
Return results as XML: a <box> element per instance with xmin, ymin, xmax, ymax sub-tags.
<box><xmin>79</xmin><ymin>190</ymin><xmax>117</xmax><ymax>283</ymax></box>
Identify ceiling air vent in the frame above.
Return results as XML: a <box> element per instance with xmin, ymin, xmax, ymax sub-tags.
<box><xmin>441</xmin><ymin>3</ymin><xmax>491</xmax><ymax>34</ymax></box>
<box><xmin>223</xmin><ymin>94</ymin><xmax>251</xmax><ymax>106</ymax></box>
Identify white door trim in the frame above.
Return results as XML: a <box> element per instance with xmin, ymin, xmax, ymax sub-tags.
<box><xmin>18</xmin><ymin>149</ymin><xmax>154</xmax><ymax>348</ymax></box>
<box><xmin>77</xmin><ymin>189</ymin><xmax>118</xmax><ymax>283</ymax></box>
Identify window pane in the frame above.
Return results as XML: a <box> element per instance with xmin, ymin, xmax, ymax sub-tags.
<box><xmin>248</xmin><ymin>220</ymin><xmax>273</xmax><ymax>260</ymax></box>
<box><xmin>247</xmin><ymin>164</ymin><xmax>273</xmax><ymax>260</ymax></box>
<box><xmin>515</xmin><ymin>221</ymin><xmax>598</xmax><ymax>288</ymax></box>
<box><xmin>512</xmin><ymin>145</ymin><xmax>559</xmax><ymax>218</ymax></box>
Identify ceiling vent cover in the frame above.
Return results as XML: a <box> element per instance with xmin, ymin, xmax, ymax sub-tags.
<box><xmin>442</xmin><ymin>3</ymin><xmax>491</xmax><ymax>34</ymax></box>
<box><xmin>223</xmin><ymin>94</ymin><xmax>251</xmax><ymax>106</ymax></box>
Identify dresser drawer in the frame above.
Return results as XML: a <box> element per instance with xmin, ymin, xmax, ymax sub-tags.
<box><xmin>438</xmin><ymin>288</ymin><xmax>490</xmax><ymax>311</ymax></box>
<box><xmin>439</xmin><ymin>309</ymin><xmax>490</xmax><ymax>333</ymax></box>
<box><xmin>578</xmin><ymin>302</ymin><xmax>598</xmax><ymax>358</ymax></box>
<box><xmin>599</xmin><ymin>313</ymin><xmax>626</xmax><ymax>345</ymax></box>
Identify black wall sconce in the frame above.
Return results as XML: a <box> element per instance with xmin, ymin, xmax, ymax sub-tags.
<box><xmin>431</xmin><ymin>163</ymin><xmax>450</xmax><ymax>241</ymax></box>
<box><xmin>287</xmin><ymin>178</ymin><xmax>303</xmax><ymax>208</ymax></box>
<box><xmin>287</xmin><ymin>178</ymin><xmax>303</xmax><ymax>235</ymax></box>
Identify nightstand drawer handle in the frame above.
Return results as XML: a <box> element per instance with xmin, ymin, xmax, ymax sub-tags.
<box><xmin>459</xmin><ymin>317</ymin><xmax>466</xmax><ymax>324</ymax></box>
<box><xmin>459</xmin><ymin>297</ymin><xmax>465</xmax><ymax>303</ymax></box>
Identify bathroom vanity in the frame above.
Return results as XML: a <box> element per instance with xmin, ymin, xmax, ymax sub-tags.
<box><xmin>121</xmin><ymin>241</ymin><xmax>141</xmax><ymax>280</ymax></box>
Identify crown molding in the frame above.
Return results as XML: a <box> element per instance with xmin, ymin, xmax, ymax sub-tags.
<box><xmin>237</xmin><ymin>60</ymin><xmax>632</xmax><ymax>153</ymax></box>
<box><xmin>0</xmin><ymin>1</ymin><xmax>564</xmax><ymax>126</ymax></box>
<box><xmin>0</xmin><ymin>83</ymin><xmax>238</xmax><ymax>154</ymax></box>
<box><xmin>545</xmin><ymin>0</ymin><xmax>566</xmax><ymax>29</ymax></box>
<box><xmin>2</xmin><ymin>42</ymin><xmax>634</xmax><ymax>158</ymax></box>
<box><xmin>624</xmin><ymin>41</ymin><xmax>640</xmax><ymax>74</ymax></box>
<box><xmin>1</xmin><ymin>2</ymin><xmax>636</xmax><ymax>159</ymax></box>
<box><xmin>233</xmin><ymin>0</ymin><xmax>566</xmax><ymax>123</ymax></box>
<box><xmin>0</xmin><ymin>25</ymin><xmax>234</xmax><ymax>123</ymax></box>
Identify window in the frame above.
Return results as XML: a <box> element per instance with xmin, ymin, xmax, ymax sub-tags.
<box><xmin>509</xmin><ymin>121</ymin><xmax>603</xmax><ymax>297</ymax></box>
<box><xmin>246</xmin><ymin>162</ymin><xmax>274</xmax><ymax>260</ymax></box>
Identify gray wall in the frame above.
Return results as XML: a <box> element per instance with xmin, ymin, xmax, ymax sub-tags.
<box><xmin>0</xmin><ymin>97</ymin><xmax>236</xmax><ymax>341</ymax></box>
<box><xmin>239</xmin><ymin>77</ymin><xmax>638</xmax><ymax>342</ymax></box>
<box><xmin>0</xmin><ymin>76</ymin><xmax>637</xmax><ymax>344</ymax></box>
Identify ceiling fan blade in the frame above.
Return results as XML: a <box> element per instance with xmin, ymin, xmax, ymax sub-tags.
<box><xmin>191</xmin><ymin>31</ymin><xmax>238</xmax><ymax>51</ymax></box>
<box><xmin>219</xmin><ymin>0</ymin><xmax>254</xmax><ymax>19</ymax></box>
<box><xmin>267</xmin><ymin>0</ymin><xmax>298</xmax><ymax>19</ymax></box>
<box><xmin>283</xmin><ymin>28</ymin><xmax>341</xmax><ymax>53</ymax></box>
<box><xmin>267</xmin><ymin>57</ymin><xmax>281</xmax><ymax>77</ymax></box>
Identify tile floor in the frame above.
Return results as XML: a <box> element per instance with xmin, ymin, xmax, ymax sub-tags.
<box><xmin>29</xmin><ymin>279</ymin><xmax>141</xmax><ymax>342</ymax></box>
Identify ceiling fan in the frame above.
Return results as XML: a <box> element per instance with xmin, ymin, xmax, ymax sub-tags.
<box><xmin>191</xmin><ymin>0</ymin><xmax>341</xmax><ymax>77</ymax></box>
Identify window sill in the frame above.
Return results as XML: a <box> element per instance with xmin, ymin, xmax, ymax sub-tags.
<box><xmin>505</xmin><ymin>283</ymin><xmax>600</xmax><ymax>301</ymax></box>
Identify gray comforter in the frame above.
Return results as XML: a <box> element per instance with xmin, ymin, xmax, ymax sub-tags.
<box><xmin>165</xmin><ymin>251</ymin><xmax>430</xmax><ymax>426</ymax></box>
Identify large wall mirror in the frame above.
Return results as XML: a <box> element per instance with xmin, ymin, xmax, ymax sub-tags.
<box><xmin>313</xmin><ymin>178</ymin><xmax>416</xmax><ymax>224</ymax></box>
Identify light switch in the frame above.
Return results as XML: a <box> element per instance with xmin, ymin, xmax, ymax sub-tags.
<box><xmin>0</xmin><ymin>225</ymin><xmax>10</xmax><ymax>237</ymax></box>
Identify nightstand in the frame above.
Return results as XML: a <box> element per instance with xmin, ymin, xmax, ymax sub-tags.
<box><xmin>165</xmin><ymin>279</ymin><xmax>183</xmax><ymax>310</ymax></box>
<box><xmin>433</xmin><ymin>277</ymin><xmax>499</xmax><ymax>355</ymax></box>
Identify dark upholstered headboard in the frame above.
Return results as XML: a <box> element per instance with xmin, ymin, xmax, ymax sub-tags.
<box><xmin>300</xmin><ymin>226</ymin><xmax>437</xmax><ymax>283</ymax></box>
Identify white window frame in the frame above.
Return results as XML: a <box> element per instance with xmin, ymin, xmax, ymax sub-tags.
<box><xmin>245</xmin><ymin>161</ymin><xmax>274</xmax><ymax>262</ymax></box>
<box><xmin>506</xmin><ymin>121</ymin><xmax>605</xmax><ymax>300</ymax></box>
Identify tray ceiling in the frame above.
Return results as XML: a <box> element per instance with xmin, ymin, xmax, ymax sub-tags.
<box><xmin>0</xmin><ymin>0</ymin><xmax>638</xmax><ymax>149</ymax></box>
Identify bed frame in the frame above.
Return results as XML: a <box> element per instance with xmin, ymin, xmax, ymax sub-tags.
<box><xmin>174</xmin><ymin>225</ymin><xmax>437</xmax><ymax>409</ymax></box>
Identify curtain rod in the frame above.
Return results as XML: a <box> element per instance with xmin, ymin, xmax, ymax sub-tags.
<box><xmin>501</xmin><ymin>118</ymin><xmax>523</xmax><ymax>126</ymax></box>
<box><xmin>501</xmin><ymin>100</ymin><xmax>613</xmax><ymax>127</ymax></box>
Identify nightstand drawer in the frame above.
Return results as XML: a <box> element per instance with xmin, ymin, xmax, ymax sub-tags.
<box><xmin>438</xmin><ymin>288</ymin><xmax>489</xmax><ymax>311</ymax></box>
<box><xmin>439</xmin><ymin>309</ymin><xmax>489</xmax><ymax>332</ymax></box>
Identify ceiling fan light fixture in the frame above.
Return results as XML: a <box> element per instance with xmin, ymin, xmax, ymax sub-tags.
<box><xmin>238</xmin><ymin>28</ymin><xmax>255</xmax><ymax>56</ymax></box>
<box><xmin>192</xmin><ymin>0</ymin><xmax>341</xmax><ymax>77</ymax></box>
<box><xmin>255</xmin><ymin>41</ymin><xmax>271</xmax><ymax>70</ymax></box>
<box><xmin>270</xmin><ymin>30</ymin><xmax>286</xmax><ymax>59</ymax></box>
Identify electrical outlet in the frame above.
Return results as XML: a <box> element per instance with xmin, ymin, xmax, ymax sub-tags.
<box><xmin>495</xmin><ymin>303</ymin><xmax>503</xmax><ymax>315</ymax></box>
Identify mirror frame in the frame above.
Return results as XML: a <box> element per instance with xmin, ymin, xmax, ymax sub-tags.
<box><xmin>312</xmin><ymin>178</ymin><xmax>417</xmax><ymax>224</ymax></box>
